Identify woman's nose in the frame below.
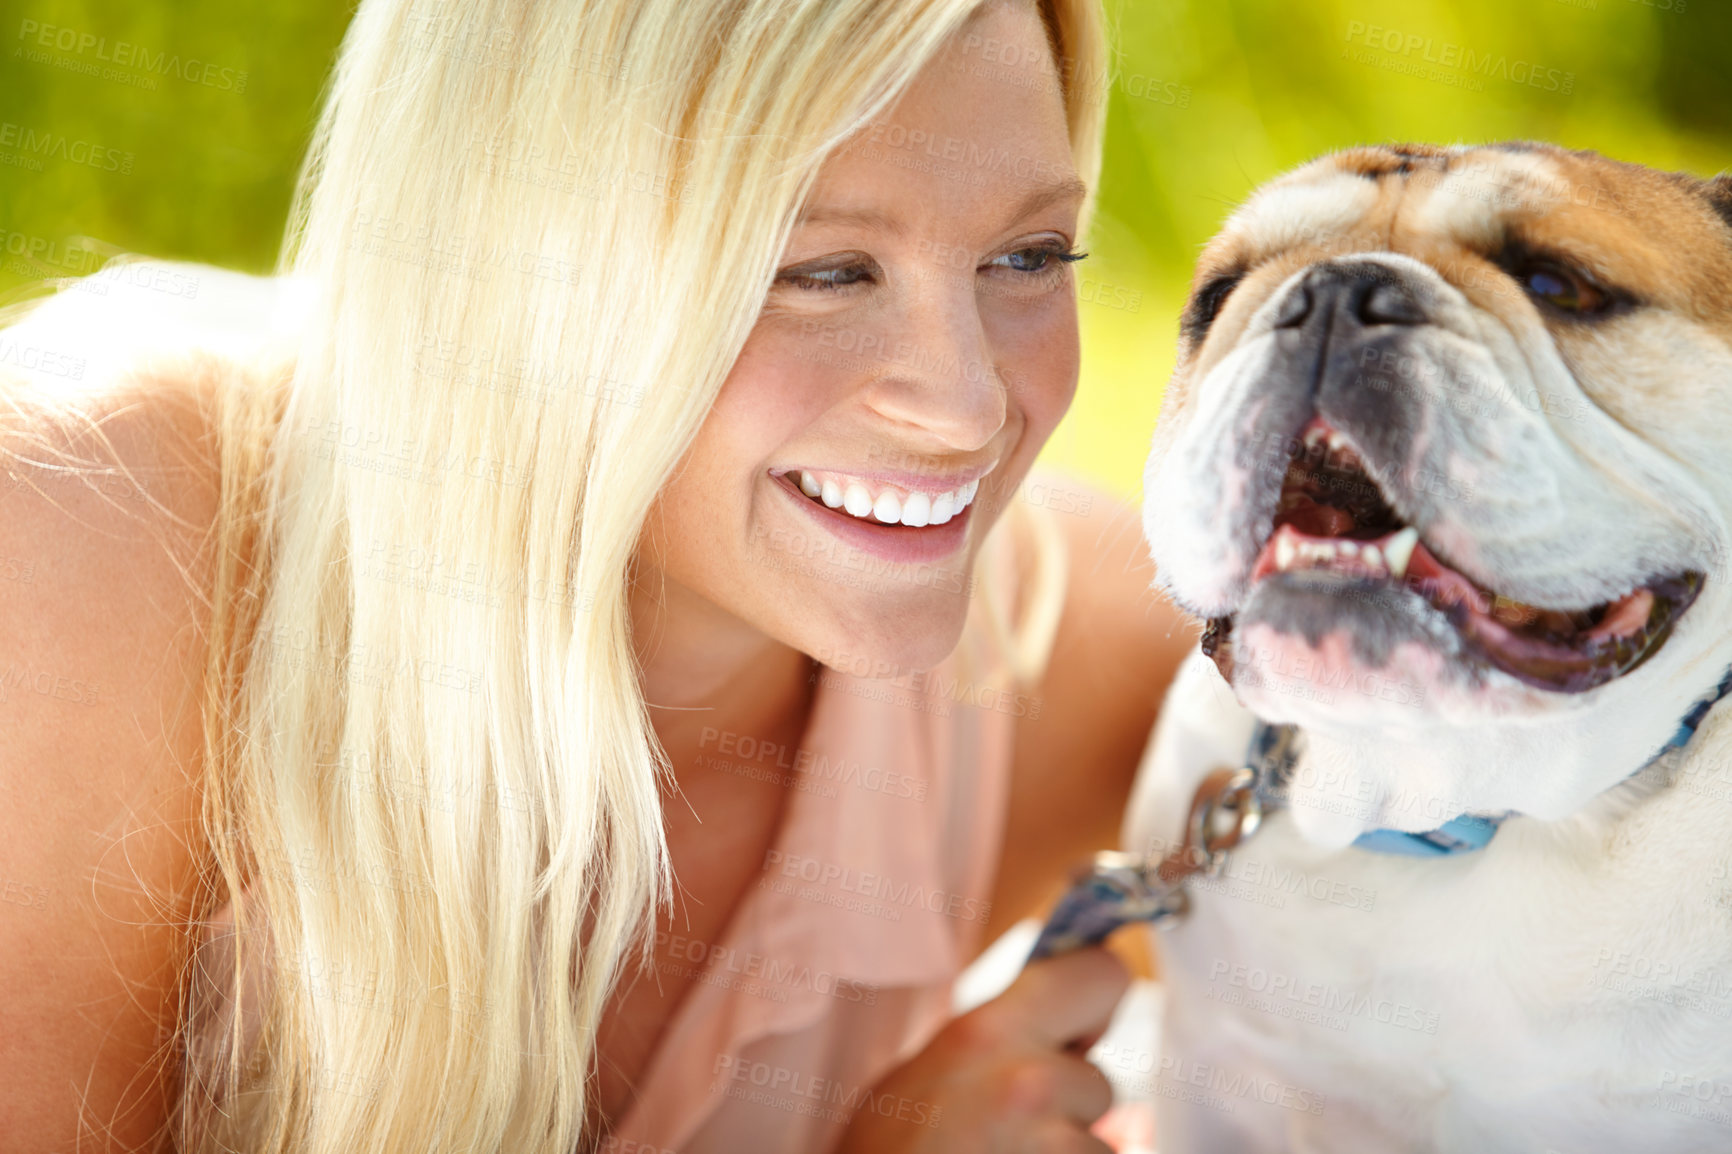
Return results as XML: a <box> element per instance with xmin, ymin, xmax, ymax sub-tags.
<box><xmin>853</xmin><ymin>278</ymin><xmax>1007</xmax><ymax>452</ymax></box>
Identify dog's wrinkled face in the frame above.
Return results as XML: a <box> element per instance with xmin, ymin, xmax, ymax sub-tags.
<box><xmin>1145</xmin><ymin>143</ymin><xmax>1732</xmax><ymax>845</ymax></box>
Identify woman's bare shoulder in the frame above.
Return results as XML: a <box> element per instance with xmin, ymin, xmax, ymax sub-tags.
<box><xmin>0</xmin><ymin>264</ymin><xmax>286</xmax><ymax>1148</ymax></box>
<box><xmin>987</xmin><ymin>472</ymin><xmax>1199</xmax><ymax>939</ymax></box>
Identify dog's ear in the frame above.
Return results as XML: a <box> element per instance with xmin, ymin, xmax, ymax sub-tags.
<box><xmin>1706</xmin><ymin>175</ymin><xmax>1732</xmax><ymax>235</ymax></box>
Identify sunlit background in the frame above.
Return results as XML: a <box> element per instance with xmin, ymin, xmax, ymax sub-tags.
<box><xmin>2</xmin><ymin>0</ymin><xmax>1728</xmax><ymax>497</ymax></box>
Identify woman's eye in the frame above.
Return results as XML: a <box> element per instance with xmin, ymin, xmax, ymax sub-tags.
<box><xmin>772</xmin><ymin>244</ymin><xmax>1084</xmax><ymax>293</ymax></box>
<box><xmin>990</xmin><ymin>244</ymin><xmax>1088</xmax><ymax>274</ymax></box>
<box><xmin>1519</xmin><ymin>258</ymin><xmax>1612</xmax><ymax>315</ymax></box>
<box><xmin>774</xmin><ymin>257</ymin><xmax>877</xmax><ymax>293</ymax></box>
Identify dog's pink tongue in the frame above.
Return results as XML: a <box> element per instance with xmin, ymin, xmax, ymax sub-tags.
<box><xmin>1401</xmin><ymin>540</ymin><xmax>1484</xmax><ymax>611</ymax></box>
<box><xmin>1587</xmin><ymin>589</ymin><xmax>1654</xmax><ymax>640</ymax></box>
<box><xmin>1405</xmin><ymin>541</ymin><xmax>1652</xmax><ymax>642</ymax></box>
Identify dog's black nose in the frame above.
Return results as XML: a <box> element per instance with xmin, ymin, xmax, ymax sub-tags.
<box><xmin>1273</xmin><ymin>262</ymin><xmax>1427</xmax><ymax>329</ymax></box>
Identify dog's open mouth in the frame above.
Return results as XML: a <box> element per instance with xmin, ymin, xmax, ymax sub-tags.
<box><xmin>1204</xmin><ymin>417</ymin><xmax>1704</xmax><ymax>694</ymax></box>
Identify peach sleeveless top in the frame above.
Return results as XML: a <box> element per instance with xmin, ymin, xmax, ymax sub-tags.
<box><xmin>602</xmin><ymin>510</ymin><xmax>1055</xmax><ymax>1153</ymax></box>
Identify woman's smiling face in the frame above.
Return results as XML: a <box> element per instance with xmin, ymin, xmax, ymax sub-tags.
<box><xmin>640</xmin><ymin>0</ymin><xmax>1083</xmax><ymax>673</ymax></box>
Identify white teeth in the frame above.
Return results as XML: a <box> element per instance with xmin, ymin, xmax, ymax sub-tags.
<box><xmin>1266</xmin><ymin>526</ymin><xmax>1416</xmax><ymax>580</ymax></box>
<box><xmin>1383</xmin><ymin>527</ymin><xmax>1418</xmax><ymax>579</ymax></box>
<box><xmin>931</xmin><ymin>484</ymin><xmax>973</xmax><ymax>521</ymax></box>
<box><xmin>1303</xmin><ymin>426</ymin><xmax>1326</xmax><ymax>450</ymax></box>
<box><xmin>1326</xmin><ymin>430</ymin><xmax>1350</xmax><ymax>451</ymax></box>
<box><xmin>794</xmin><ymin>470</ymin><xmax>982</xmax><ymax>527</ymax></box>
<box><xmin>1264</xmin><ymin>518</ymin><xmax>1417</xmax><ymax>581</ymax></box>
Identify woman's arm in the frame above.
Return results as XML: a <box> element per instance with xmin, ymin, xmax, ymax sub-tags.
<box><xmin>985</xmin><ymin>471</ymin><xmax>1198</xmax><ymax>945</ymax></box>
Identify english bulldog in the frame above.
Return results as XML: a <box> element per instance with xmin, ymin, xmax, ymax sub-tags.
<box><xmin>1124</xmin><ymin>143</ymin><xmax>1732</xmax><ymax>1153</ymax></box>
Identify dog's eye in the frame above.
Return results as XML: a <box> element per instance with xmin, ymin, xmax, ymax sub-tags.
<box><xmin>1519</xmin><ymin>259</ymin><xmax>1610</xmax><ymax>315</ymax></box>
<box><xmin>1182</xmin><ymin>271</ymin><xmax>1245</xmax><ymax>342</ymax></box>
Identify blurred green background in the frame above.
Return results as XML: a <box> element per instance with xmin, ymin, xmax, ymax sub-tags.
<box><xmin>2</xmin><ymin>0</ymin><xmax>1728</xmax><ymax>497</ymax></box>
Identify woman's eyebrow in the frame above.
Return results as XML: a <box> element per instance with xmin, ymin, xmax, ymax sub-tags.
<box><xmin>1010</xmin><ymin>174</ymin><xmax>1089</xmax><ymax>222</ymax></box>
<box><xmin>795</xmin><ymin>173</ymin><xmax>1089</xmax><ymax>237</ymax></box>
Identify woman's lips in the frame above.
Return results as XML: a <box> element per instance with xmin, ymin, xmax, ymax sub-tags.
<box><xmin>767</xmin><ymin>471</ymin><xmax>977</xmax><ymax>569</ymax></box>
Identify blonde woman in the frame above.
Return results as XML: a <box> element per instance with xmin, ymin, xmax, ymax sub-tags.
<box><xmin>0</xmin><ymin>0</ymin><xmax>1192</xmax><ymax>1151</ymax></box>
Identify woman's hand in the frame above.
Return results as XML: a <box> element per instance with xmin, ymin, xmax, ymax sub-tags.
<box><xmin>837</xmin><ymin>947</ymin><xmax>1130</xmax><ymax>1153</ymax></box>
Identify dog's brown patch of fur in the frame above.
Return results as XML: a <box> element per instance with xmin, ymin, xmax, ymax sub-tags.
<box><xmin>1178</xmin><ymin>143</ymin><xmax>1732</xmax><ymax>368</ymax></box>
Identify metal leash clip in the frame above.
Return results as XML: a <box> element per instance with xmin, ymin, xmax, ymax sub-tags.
<box><xmin>1026</xmin><ymin>766</ymin><xmax>1264</xmax><ymax>961</ymax></box>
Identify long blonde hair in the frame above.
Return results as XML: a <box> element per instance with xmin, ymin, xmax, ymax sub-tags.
<box><xmin>167</xmin><ymin>0</ymin><xmax>1111</xmax><ymax>1150</ymax></box>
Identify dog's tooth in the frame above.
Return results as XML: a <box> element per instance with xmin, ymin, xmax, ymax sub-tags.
<box><xmin>1384</xmin><ymin>527</ymin><xmax>1418</xmax><ymax>579</ymax></box>
<box><xmin>1275</xmin><ymin>534</ymin><xmax>1298</xmax><ymax>571</ymax></box>
<box><xmin>1339</xmin><ymin>541</ymin><xmax>1359</xmax><ymax>558</ymax></box>
<box><xmin>1303</xmin><ymin>426</ymin><xmax>1327</xmax><ymax>450</ymax></box>
<box><xmin>1362</xmin><ymin>544</ymin><xmax>1382</xmax><ymax>571</ymax></box>
<box><xmin>1326</xmin><ymin>430</ymin><xmax>1349</xmax><ymax>452</ymax></box>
